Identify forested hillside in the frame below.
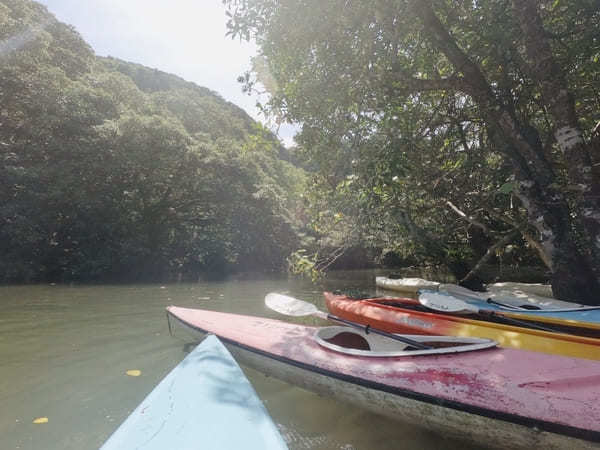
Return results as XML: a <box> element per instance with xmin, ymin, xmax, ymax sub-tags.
<box><xmin>0</xmin><ymin>0</ymin><xmax>306</xmax><ymax>282</ymax></box>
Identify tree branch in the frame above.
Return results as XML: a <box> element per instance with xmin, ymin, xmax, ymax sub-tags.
<box><xmin>460</xmin><ymin>230</ymin><xmax>520</xmax><ymax>284</ymax></box>
<box><xmin>446</xmin><ymin>201</ymin><xmax>489</xmax><ymax>233</ymax></box>
<box><xmin>388</xmin><ymin>72</ymin><xmax>469</xmax><ymax>94</ymax></box>
<box><xmin>484</xmin><ymin>208</ymin><xmax>552</xmax><ymax>270</ymax></box>
<box><xmin>408</xmin><ymin>0</ymin><xmax>556</xmax><ymax>184</ymax></box>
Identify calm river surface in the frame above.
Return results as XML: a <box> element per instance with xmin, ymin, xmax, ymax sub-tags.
<box><xmin>0</xmin><ymin>270</ymin><xmax>480</xmax><ymax>450</ymax></box>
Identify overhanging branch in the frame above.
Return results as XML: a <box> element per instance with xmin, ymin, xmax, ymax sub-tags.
<box><xmin>388</xmin><ymin>72</ymin><xmax>469</xmax><ymax>94</ymax></box>
<box><xmin>460</xmin><ymin>230</ymin><xmax>520</xmax><ymax>284</ymax></box>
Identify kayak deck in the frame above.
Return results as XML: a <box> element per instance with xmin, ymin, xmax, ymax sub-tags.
<box><xmin>100</xmin><ymin>334</ymin><xmax>287</xmax><ymax>450</ymax></box>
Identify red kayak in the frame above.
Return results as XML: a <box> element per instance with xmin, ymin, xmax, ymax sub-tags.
<box><xmin>166</xmin><ymin>305</ymin><xmax>600</xmax><ymax>449</ymax></box>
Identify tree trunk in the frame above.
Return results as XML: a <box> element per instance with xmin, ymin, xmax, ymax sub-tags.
<box><xmin>460</xmin><ymin>230</ymin><xmax>520</xmax><ymax>287</ymax></box>
<box><xmin>550</xmin><ymin>236</ymin><xmax>600</xmax><ymax>302</ymax></box>
<box><xmin>409</xmin><ymin>0</ymin><xmax>600</xmax><ymax>304</ymax></box>
<box><xmin>511</xmin><ymin>0</ymin><xmax>600</xmax><ymax>289</ymax></box>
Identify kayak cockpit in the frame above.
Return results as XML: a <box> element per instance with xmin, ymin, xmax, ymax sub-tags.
<box><xmin>315</xmin><ymin>326</ymin><xmax>497</xmax><ymax>357</ymax></box>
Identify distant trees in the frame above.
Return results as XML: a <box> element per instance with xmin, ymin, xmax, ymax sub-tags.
<box><xmin>224</xmin><ymin>0</ymin><xmax>600</xmax><ymax>303</ymax></box>
<box><xmin>0</xmin><ymin>0</ymin><xmax>306</xmax><ymax>282</ymax></box>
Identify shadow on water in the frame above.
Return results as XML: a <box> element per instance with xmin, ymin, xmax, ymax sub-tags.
<box><xmin>182</xmin><ymin>341</ymin><xmax>200</xmax><ymax>354</ymax></box>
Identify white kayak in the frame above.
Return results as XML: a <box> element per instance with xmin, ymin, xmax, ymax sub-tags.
<box><xmin>100</xmin><ymin>334</ymin><xmax>288</xmax><ymax>450</ymax></box>
<box><xmin>375</xmin><ymin>276</ymin><xmax>440</xmax><ymax>294</ymax></box>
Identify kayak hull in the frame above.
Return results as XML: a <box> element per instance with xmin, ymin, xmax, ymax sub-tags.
<box><xmin>325</xmin><ymin>292</ymin><xmax>600</xmax><ymax>360</ymax></box>
<box><xmin>375</xmin><ymin>276</ymin><xmax>440</xmax><ymax>294</ymax></box>
<box><xmin>229</xmin><ymin>346</ymin><xmax>593</xmax><ymax>450</ymax></box>
<box><xmin>166</xmin><ymin>306</ymin><xmax>600</xmax><ymax>450</ymax></box>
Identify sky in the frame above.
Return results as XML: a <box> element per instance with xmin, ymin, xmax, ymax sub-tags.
<box><xmin>37</xmin><ymin>0</ymin><xmax>297</xmax><ymax>146</ymax></box>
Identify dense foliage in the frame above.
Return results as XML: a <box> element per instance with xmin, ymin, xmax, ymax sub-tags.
<box><xmin>225</xmin><ymin>0</ymin><xmax>600</xmax><ymax>302</ymax></box>
<box><xmin>0</xmin><ymin>0</ymin><xmax>306</xmax><ymax>282</ymax></box>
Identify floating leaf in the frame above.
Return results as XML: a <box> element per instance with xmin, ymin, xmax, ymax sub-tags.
<box><xmin>126</xmin><ymin>370</ymin><xmax>141</xmax><ymax>377</ymax></box>
<box><xmin>33</xmin><ymin>417</ymin><xmax>48</xmax><ymax>424</ymax></box>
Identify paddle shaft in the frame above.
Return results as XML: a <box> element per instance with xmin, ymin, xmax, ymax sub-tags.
<box><xmin>486</xmin><ymin>298</ymin><xmax>529</xmax><ymax>310</ymax></box>
<box><xmin>486</xmin><ymin>297</ymin><xmax>600</xmax><ymax>313</ymax></box>
<box><xmin>477</xmin><ymin>309</ymin><xmax>560</xmax><ymax>333</ymax></box>
<box><xmin>325</xmin><ymin>313</ymin><xmax>433</xmax><ymax>350</ymax></box>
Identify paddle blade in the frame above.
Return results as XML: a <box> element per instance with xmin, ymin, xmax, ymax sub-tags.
<box><xmin>265</xmin><ymin>293</ymin><xmax>321</xmax><ymax>317</ymax></box>
<box><xmin>418</xmin><ymin>291</ymin><xmax>479</xmax><ymax>314</ymax></box>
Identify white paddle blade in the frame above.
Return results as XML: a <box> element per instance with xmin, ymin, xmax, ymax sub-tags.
<box><xmin>418</xmin><ymin>291</ymin><xmax>479</xmax><ymax>314</ymax></box>
<box><xmin>265</xmin><ymin>293</ymin><xmax>319</xmax><ymax>317</ymax></box>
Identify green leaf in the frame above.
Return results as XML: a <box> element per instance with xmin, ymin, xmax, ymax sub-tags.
<box><xmin>498</xmin><ymin>182</ymin><xmax>516</xmax><ymax>194</ymax></box>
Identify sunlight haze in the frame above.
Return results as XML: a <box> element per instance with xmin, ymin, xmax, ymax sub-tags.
<box><xmin>37</xmin><ymin>0</ymin><xmax>296</xmax><ymax>146</ymax></box>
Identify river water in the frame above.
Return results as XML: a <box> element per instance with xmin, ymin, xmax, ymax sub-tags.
<box><xmin>0</xmin><ymin>270</ymin><xmax>478</xmax><ymax>450</ymax></box>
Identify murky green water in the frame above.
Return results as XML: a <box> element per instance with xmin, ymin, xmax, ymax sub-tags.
<box><xmin>0</xmin><ymin>270</ymin><xmax>477</xmax><ymax>450</ymax></box>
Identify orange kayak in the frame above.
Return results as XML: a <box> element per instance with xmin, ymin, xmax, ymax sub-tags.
<box><xmin>324</xmin><ymin>292</ymin><xmax>600</xmax><ymax>360</ymax></box>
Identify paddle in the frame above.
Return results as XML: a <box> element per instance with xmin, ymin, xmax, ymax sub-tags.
<box><xmin>418</xmin><ymin>291</ymin><xmax>560</xmax><ymax>333</ymax></box>
<box><xmin>485</xmin><ymin>297</ymin><xmax>600</xmax><ymax>313</ymax></box>
<box><xmin>265</xmin><ymin>292</ymin><xmax>433</xmax><ymax>350</ymax></box>
<box><xmin>485</xmin><ymin>298</ymin><xmax>532</xmax><ymax>310</ymax></box>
